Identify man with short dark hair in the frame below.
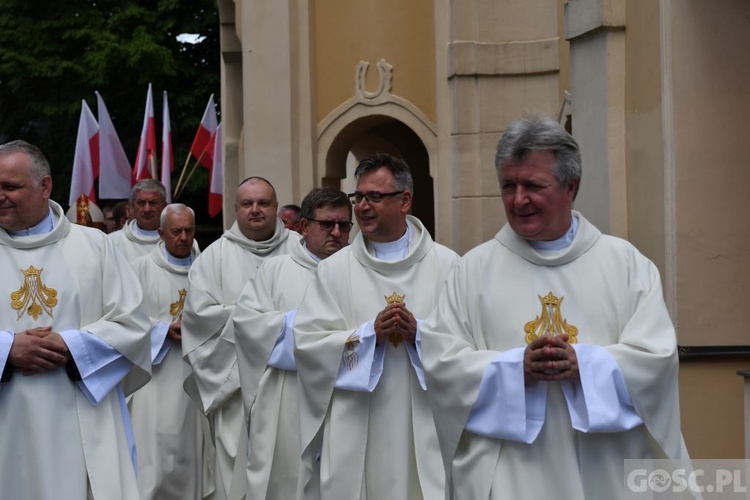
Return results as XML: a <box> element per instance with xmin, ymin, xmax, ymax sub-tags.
<box><xmin>0</xmin><ymin>140</ymin><xmax>150</xmax><ymax>499</ymax></box>
<box><xmin>278</xmin><ymin>203</ymin><xmax>302</xmax><ymax>232</ymax></box>
<box><xmin>421</xmin><ymin>117</ymin><xmax>689</xmax><ymax>499</ymax></box>
<box><xmin>294</xmin><ymin>154</ymin><xmax>458</xmax><ymax>500</ymax></box>
<box><xmin>109</xmin><ymin>179</ymin><xmax>169</xmax><ymax>262</ymax></box>
<box><xmin>232</xmin><ymin>187</ymin><xmax>352</xmax><ymax>499</ymax></box>
<box><xmin>182</xmin><ymin>176</ymin><xmax>301</xmax><ymax>499</ymax></box>
<box><xmin>130</xmin><ymin>203</ymin><xmax>209</xmax><ymax>500</ymax></box>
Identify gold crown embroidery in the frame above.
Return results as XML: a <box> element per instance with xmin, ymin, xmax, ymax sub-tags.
<box><xmin>524</xmin><ymin>292</ymin><xmax>578</xmax><ymax>344</ymax></box>
<box><xmin>384</xmin><ymin>292</ymin><xmax>405</xmax><ymax>348</ymax></box>
<box><xmin>170</xmin><ymin>289</ymin><xmax>187</xmax><ymax>322</ymax></box>
<box><xmin>342</xmin><ymin>334</ymin><xmax>361</xmax><ymax>371</ymax></box>
<box><xmin>11</xmin><ymin>266</ymin><xmax>58</xmax><ymax>321</ymax></box>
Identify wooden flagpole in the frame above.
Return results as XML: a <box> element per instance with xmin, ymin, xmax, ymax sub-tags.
<box><xmin>173</xmin><ymin>151</ymin><xmax>193</xmax><ymax>196</ymax></box>
<box><xmin>174</xmin><ymin>149</ymin><xmax>209</xmax><ymax>199</ymax></box>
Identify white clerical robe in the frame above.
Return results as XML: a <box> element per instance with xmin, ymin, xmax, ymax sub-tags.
<box><xmin>0</xmin><ymin>201</ymin><xmax>151</xmax><ymax>499</ymax></box>
<box><xmin>294</xmin><ymin>216</ymin><xmax>458</xmax><ymax>500</ymax></box>
<box><xmin>130</xmin><ymin>241</ymin><xmax>214</xmax><ymax>500</ymax></box>
<box><xmin>421</xmin><ymin>212</ymin><xmax>688</xmax><ymax>500</ymax></box>
<box><xmin>109</xmin><ymin>219</ymin><xmax>161</xmax><ymax>263</ymax></box>
<box><xmin>182</xmin><ymin>219</ymin><xmax>301</xmax><ymax>499</ymax></box>
<box><xmin>231</xmin><ymin>239</ymin><xmax>317</xmax><ymax>500</ymax></box>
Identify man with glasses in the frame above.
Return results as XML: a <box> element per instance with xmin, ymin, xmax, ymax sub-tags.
<box><xmin>294</xmin><ymin>154</ymin><xmax>459</xmax><ymax>500</ymax></box>
<box><xmin>231</xmin><ymin>188</ymin><xmax>351</xmax><ymax>499</ymax></box>
<box><xmin>182</xmin><ymin>177</ymin><xmax>301</xmax><ymax>500</ymax></box>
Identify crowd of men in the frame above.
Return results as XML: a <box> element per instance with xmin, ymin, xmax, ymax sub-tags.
<box><xmin>0</xmin><ymin>116</ymin><xmax>689</xmax><ymax>500</ymax></box>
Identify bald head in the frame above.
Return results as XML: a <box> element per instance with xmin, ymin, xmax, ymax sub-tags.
<box><xmin>234</xmin><ymin>177</ymin><xmax>279</xmax><ymax>240</ymax></box>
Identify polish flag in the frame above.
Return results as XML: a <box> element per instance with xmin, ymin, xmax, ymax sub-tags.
<box><xmin>96</xmin><ymin>92</ymin><xmax>131</xmax><ymax>199</ymax></box>
<box><xmin>70</xmin><ymin>100</ymin><xmax>100</xmax><ymax>206</ymax></box>
<box><xmin>208</xmin><ymin>123</ymin><xmax>223</xmax><ymax>217</ymax></box>
<box><xmin>133</xmin><ymin>83</ymin><xmax>157</xmax><ymax>181</ymax></box>
<box><xmin>189</xmin><ymin>94</ymin><xmax>217</xmax><ymax>169</ymax></box>
<box><xmin>161</xmin><ymin>91</ymin><xmax>173</xmax><ymax>202</ymax></box>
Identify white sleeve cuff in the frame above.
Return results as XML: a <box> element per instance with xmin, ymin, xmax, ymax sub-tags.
<box><xmin>61</xmin><ymin>329</ymin><xmax>133</xmax><ymax>406</ymax></box>
<box><xmin>335</xmin><ymin>321</ymin><xmax>385</xmax><ymax>392</ymax></box>
<box><xmin>465</xmin><ymin>347</ymin><xmax>547</xmax><ymax>443</ymax></box>
<box><xmin>560</xmin><ymin>344</ymin><xmax>643</xmax><ymax>432</ymax></box>
<box><xmin>267</xmin><ymin>309</ymin><xmax>298</xmax><ymax>371</ymax></box>
<box><xmin>151</xmin><ymin>322</ymin><xmax>171</xmax><ymax>365</ymax></box>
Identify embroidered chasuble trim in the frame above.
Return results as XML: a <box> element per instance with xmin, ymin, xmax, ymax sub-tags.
<box><xmin>523</xmin><ymin>292</ymin><xmax>578</xmax><ymax>344</ymax></box>
<box><xmin>11</xmin><ymin>266</ymin><xmax>58</xmax><ymax>321</ymax></box>
<box><xmin>343</xmin><ymin>334</ymin><xmax>361</xmax><ymax>371</ymax></box>
<box><xmin>170</xmin><ymin>288</ymin><xmax>187</xmax><ymax>322</ymax></box>
<box><xmin>384</xmin><ymin>292</ymin><xmax>406</xmax><ymax>348</ymax></box>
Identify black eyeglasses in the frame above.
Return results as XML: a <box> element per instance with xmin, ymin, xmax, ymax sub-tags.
<box><xmin>347</xmin><ymin>191</ymin><xmax>404</xmax><ymax>204</ymax></box>
<box><xmin>307</xmin><ymin>219</ymin><xmax>354</xmax><ymax>233</ymax></box>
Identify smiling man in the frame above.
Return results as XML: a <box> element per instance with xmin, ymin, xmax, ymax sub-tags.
<box><xmin>421</xmin><ymin>117</ymin><xmax>689</xmax><ymax>499</ymax></box>
<box><xmin>0</xmin><ymin>140</ymin><xmax>150</xmax><ymax>499</ymax></box>
<box><xmin>231</xmin><ymin>188</ymin><xmax>351</xmax><ymax>499</ymax></box>
<box><xmin>181</xmin><ymin>176</ymin><xmax>301</xmax><ymax>499</ymax></box>
<box><xmin>294</xmin><ymin>155</ymin><xmax>458</xmax><ymax>500</ymax></box>
<box><xmin>109</xmin><ymin>179</ymin><xmax>169</xmax><ymax>263</ymax></box>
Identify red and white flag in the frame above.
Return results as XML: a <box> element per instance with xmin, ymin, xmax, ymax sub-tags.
<box><xmin>189</xmin><ymin>94</ymin><xmax>217</xmax><ymax>169</ymax></box>
<box><xmin>208</xmin><ymin>123</ymin><xmax>223</xmax><ymax>217</ymax></box>
<box><xmin>70</xmin><ymin>100</ymin><xmax>100</xmax><ymax>206</ymax></box>
<box><xmin>161</xmin><ymin>91</ymin><xmax>173</xmax><ymax>202</ymax></box>
<box><xmin>133</xmin><ymin>83</ymin><xmax>157</xmax><ymax>182</ymax></box>
<box><xmin>96</xmin><ymin>91</ymin><xmax>131</xmax><ymax>199</ymax></box>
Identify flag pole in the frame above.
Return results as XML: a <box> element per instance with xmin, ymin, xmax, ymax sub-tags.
<box><xmin>173</xmin><ymin>151</ymin><xmax>193</xmax><ymax>196</ymax></box>
<box><xmin>174</xmin><ymin>149</ymin><xmax>208</xmax><ymax>199</ymax></box>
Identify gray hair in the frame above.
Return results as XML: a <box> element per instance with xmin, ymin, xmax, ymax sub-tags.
<box><xmin>354</xmin><ymin>154</ymin><xmax>414</xmax><ymax>193</ymax></box>
<box><xmin>300</xmin><ymin>188</ymin><xmax>352</xmax><ymax>220</ymax></box>
<box><xmin>0</xmin><ymin>140</ymin><xmax>51</xmax><ymax>185</ymax></box>
<box><xmin>495</xmin><ymin>117</ymin><xmax>582</xmax><ymax>196</ymax></box>
<box><xmin>160</xmin><ymin>203</ymin><xmax>195</xmax><ymax>228</ymax></box>
<box><xmin>129</xmin><ymin>179</ymin><xmax>167</xmax><ymax>205</ymax></box>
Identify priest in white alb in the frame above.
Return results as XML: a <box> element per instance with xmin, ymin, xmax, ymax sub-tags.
<box><xmin>294</xmin><ymin>155</ymin><xmax>459</xmax><ymax>500</ymax></box>
<box><xmin>231</xmin><ymin>187</ymin><xmax>352</xmax><ymax>499</ymax></box>
<box><xmin>109</xmin><ymin>178</ymin><xmax>168</xmax><ymax>263</ymax></box>
<box><xmin>0</xmin><ymin>140</ymin><xmax>151</xmax><ymax>499</ymax></box>
<box><xmin>182</xmin><ymin>177</ymin><xmax>301</xmax><ymax>499</ymax></box>
<box><xmin>130</xmin><ymin>203</ymin><xmax>213</xmax><ymax>500</ymax></box>
<box><xmin>421</xmin><ymin>117</ymin><xmax>690</xmax><ymax>499</ymax></box>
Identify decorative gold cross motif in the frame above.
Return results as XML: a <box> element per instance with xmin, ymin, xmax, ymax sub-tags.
<box><xmin>524</xmin><ymin>292</ymin><xmax>578</xmax><ymax>344</ymax></box>
<box><xmin>384</xmin><ymin>292</ymin><xmax>406</xmax><ymax>348</ymax></box>
<box><xmin>170</xmin><ymin>288</ymin><xmax>187</xmax><ymax>322</ymax></box>
<box><xmin>11</xmin><ymin>266</ymin><xmax>58</xmax><ymax>321</ymax></box>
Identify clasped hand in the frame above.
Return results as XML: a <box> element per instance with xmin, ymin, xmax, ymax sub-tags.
<box><xmin>9</xmin><ymin>326</ymin><xmax>71</xmax><ymax>376</ymax></box>
<box><xmin>374</xmin><ymin>303</ymin><xmax>417</xmax><ymax>345</ymax></box>
<box><xmin>523</xmin><ymin>334</ymin><xmax>579</xmax><ymax>384</ymax></box>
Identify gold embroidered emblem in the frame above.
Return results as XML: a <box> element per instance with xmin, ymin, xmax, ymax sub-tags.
<box><xmin>169</xmin><ymin>289</ymin><xmax>187</xmax><ymax>322</ymax></box>
<box><xmin>524</xmin><ymin>292</ymin><xmax>578</xmax><ymax>344</ymax></box>
<box><xmin>384</xmin><ymin>292</ymin><xmax>405</xmax><ymax>348</ymax></box>
<box><xmin>343</xmin><ymin>334</ymin><xmax>361</xmax><ymax>371</ymax></box>
<box><xmin>10</xmin><ymin>266</ymin><xmax>58</xmax><ymax>321</ymax></box>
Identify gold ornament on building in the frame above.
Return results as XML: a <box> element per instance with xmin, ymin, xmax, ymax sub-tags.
<box><xmin>343</xmin><ymin>334</ymin><xmax>361</xmax><ymax>371</ymax></box>
<box><xmin>11</xmin><ymin>266</ymin><xmax>58</xmax><ymax>321</ymax></box>
<box><xmin>524</xmin><ymin>292</ymin><xmax>578</xmax><ymax>344</ymax></box>
<box><xmin>170</xmin><ymin>289</ymin><xmax>187</xmax><ymax>322</ymax></box>
<box><xmin>384</xmin><ymin>292</ymin><xmax>405</xmax><ymax>348</ymax></box>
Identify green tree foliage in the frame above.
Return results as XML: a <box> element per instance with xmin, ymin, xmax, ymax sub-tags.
<box><xmin>0</xmin><ymin>0</ymin><xmax>220</xmax><ymax>204</ymax></box>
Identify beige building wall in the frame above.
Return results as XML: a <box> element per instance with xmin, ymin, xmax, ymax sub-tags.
<box><xmin>219</xmin><ymin>0</ymin><xmax>750</xmax><ymax>461</ymax></box>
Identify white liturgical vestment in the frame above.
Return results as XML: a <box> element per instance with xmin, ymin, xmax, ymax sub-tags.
<box><xmin>421</xmin><ymin>212</ymin><xmax>689</xmax><ymax>500</ymax></box>
<box><xmin>0</xmin><ymin>201</ymin><xmax>151</xmax><ymax>499</ymax></box>
<box><xmin>231</xmin><ymin>239</ymin><xmax>318</xmax><ymax>500</ymax></box>
<box><xmin>182</xmin><ymin>218</ymin><xmax>301</xmax><ymax>499</ymax></box>
<box><xmin>130</xmin><ymin>241</ymin><xmax>213</xmax><ymax>500</ymax></box>
<box><xmin>294</xmin><ymin>216</ymin><xmax>458</xmax><ymax>500</ymax></box>
<box><xmin>109</xmin><ymin>218</ymin><xmax>161</xmax><ymax>263</ymax></box>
